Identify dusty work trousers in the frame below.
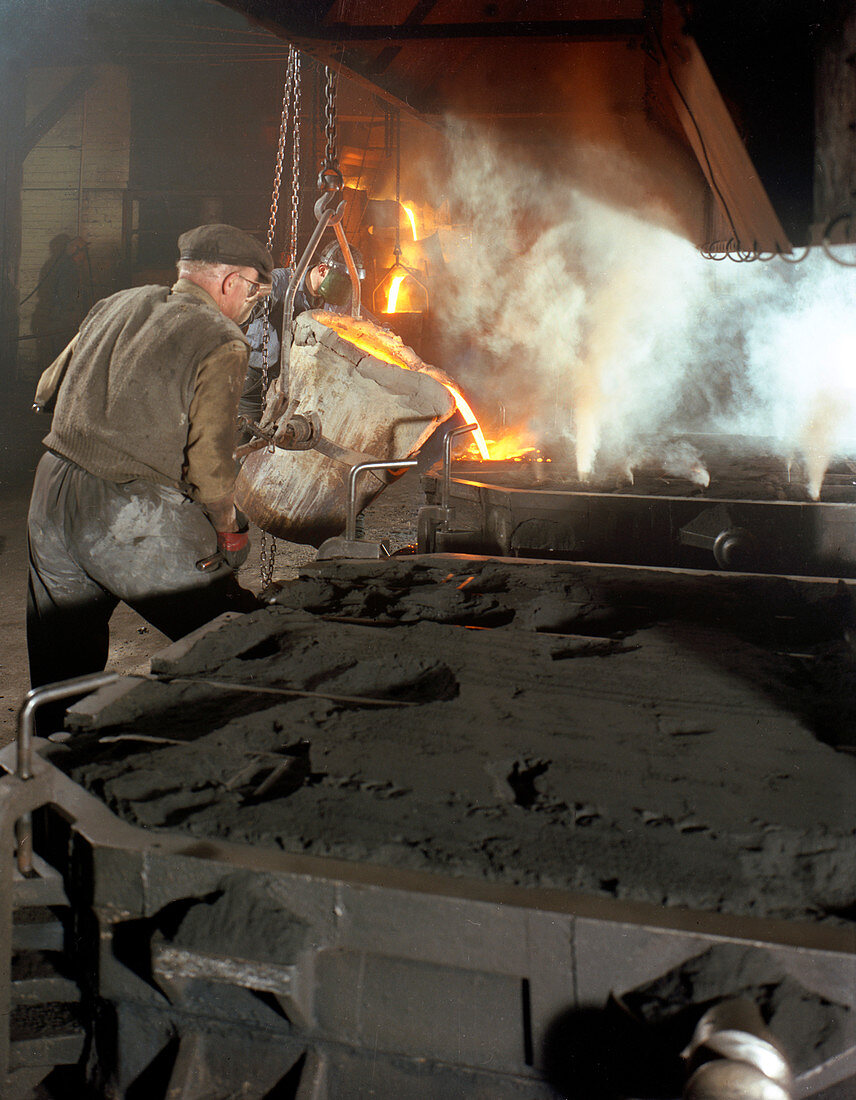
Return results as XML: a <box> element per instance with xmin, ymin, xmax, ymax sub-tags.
<box><xmin>27</xmin><ymin>451</ymin><xmax>259</xmax><ymax>697</ymax></box>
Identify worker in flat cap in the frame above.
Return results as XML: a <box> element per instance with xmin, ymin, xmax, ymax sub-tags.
<box><xmin>26</xmin><ymin>224</ymin><xmax>270</xmax><ymax>718</ymax></box>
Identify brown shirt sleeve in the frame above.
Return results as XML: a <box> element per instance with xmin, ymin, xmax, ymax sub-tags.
<box><xmin>185</xmin><ymin>338</ymin><xmax>248</xmax><ymax>512</ymax></box>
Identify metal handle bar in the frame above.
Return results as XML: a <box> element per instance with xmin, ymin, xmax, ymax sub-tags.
<box><xmin>346</xmin><ymin>460</ymin><xmax>417</xmax><ymax>541</ymax></box>
<box><xmin>442</xmin><ymin>423</ymin><xmax>478</xmax><ymax>515</ymax></box>
<box><xmin>17</xmin><ymin>671</ymin><xmax>121</xmax><ymax>780</ymax></box>
<box><xmin>15</xmin><ymin>670</ymin><xmax>120</xmax><ymax>874</ymax></box>
<box><xmin>280</xmin><ymin>189</ymin><xmax>345</xmax><ymax>382</ymax></box>
<box><xmin>371</xmin><ymin>261</ymin><xmax>430</xmax><ymax>316</ymax></box>
<box><xmin>333</xmin><ymin>220</ymin><xmax>362</xmax><ymax>320</ymax></box>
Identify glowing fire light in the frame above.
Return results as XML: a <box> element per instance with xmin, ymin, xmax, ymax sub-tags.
<box><xmin>475</xmin><ymin>429</ymin><xmax>539</xmax><ymax>462</ymax></box>
<box><xmin>385</xmin><ymin>273</ymin><xmax>406</xmax><ymax>314</ymax></box>
<box><xmin>401</xmin><ymin>203</ymin><xmax>418</xmax><ymax>241</ymax></box>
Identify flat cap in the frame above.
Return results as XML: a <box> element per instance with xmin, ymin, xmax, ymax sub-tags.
<box><xmin>177</xmin><ymin>224</ymin><xmax>273</xmax><ymax>282</ymax></box>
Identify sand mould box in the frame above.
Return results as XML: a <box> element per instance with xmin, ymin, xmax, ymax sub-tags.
<box><xmin>58</xmin><ymin>558</ymin><xmax>856</xmax><ymax>925</ymax></box>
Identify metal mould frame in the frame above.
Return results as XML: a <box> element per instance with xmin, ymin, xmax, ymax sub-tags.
<box><xmin>2</xmin><ymin>736</ymin><xmax>855</xmax><ymax>1097</ymax></box>
<box><xmin>420</xmin><ymin>464</ymin><xmax>856</xmax><ymax>575</ymax></box>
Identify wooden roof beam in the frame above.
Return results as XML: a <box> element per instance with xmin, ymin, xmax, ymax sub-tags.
<box><xmin>654</xmin><ymin>4</ymin><xmax>792</xmax><ymax>254</ymax></box>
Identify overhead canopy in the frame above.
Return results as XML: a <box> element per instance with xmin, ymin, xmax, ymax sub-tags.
<box><xmin>216</xmin><ymin>0</ymin><xmax>808</xmax><ymax>251</ymax></box>
<box><xmin>1</xmin><ymin>0</ymin><xmax>828</xmax><ymax>250</ymax></box>
<box><xmin>219</xmin><ymin>0</ymin><xmax>649</xmax><ymax>117</ymax></box>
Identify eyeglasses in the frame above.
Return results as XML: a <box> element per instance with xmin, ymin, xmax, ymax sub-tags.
<box><xmin>229</xmin><ymin>273</ymin><xmax>269</xmax><ymax>300</ymax></box>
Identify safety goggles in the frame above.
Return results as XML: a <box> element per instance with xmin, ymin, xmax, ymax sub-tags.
<box><xmin>317</xmin><ymin>267</ymin><xmax>353</xmax><ymax>307</ymax></box>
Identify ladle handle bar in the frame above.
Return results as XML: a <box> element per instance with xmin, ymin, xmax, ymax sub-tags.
<box><xmin>347</xmin><ymin>460</ymin><xmax>418</xmax><ymax>541</ymax></box>
<box><xmin>442</xmin><ymin>423</ymin><xmax>479</xmax><ymax>514</ymax></box>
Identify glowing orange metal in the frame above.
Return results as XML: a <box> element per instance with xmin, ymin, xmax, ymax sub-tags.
<box><xmin>320</xmin><ymin>316</ymin><xmax>412</xmax><ymax>368</ymax></box>
<box><xmin>385</xmin><ymin>273</ymin><xmax>406</xmax><ymax>313</ymax></box>
<box><xmin>401</xmin><ymin>204</ymin><xmax>418</xmax><ymax>241</ymax></box>
<box><xmin>448</xmin><ymin>388</ymin><xmax>490</xmax><ymax>459</ymax></box>
<box><xmin>468</xmin><ymin>427</ymin><xmax>540</xmax><ymax>462</ymax></box>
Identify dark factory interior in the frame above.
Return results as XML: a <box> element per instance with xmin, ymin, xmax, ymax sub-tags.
<box><xmin>1</xmin><ymin>2</ymin><xmax>855</xmax><ymax>1098</ymax></box>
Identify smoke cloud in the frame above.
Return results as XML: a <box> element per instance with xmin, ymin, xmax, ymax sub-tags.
<box><xmin>429</xmin><ymin>121</ymin><xmax>856</xmax><ymax>495</ymax></box>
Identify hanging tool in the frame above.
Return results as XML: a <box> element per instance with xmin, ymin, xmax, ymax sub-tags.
<box><xmin>319</xmin><ymin>65</ymin><xmax>362</xmax><ymax>319</ymax></box>
<box><xmin>235</xmin><ymin>410</ymin><xmax>321</xmax><ymax>460</ymax></box>
<box><xmin>371</xmin><ymin>107</ymin><xmax>429</xmax><ymax>316</ymax></box>
<box><xmin>245</xmin><ymin>60</ymin><xmax>387</xmax><ymax>577</ymax></box>
<box><xmin>278</xmin><ymin>64</ymin><xmax>362</xmax><ymax>398</ymax></box>
<box><xmin>258</xmin><ymin>47</ymin><xmax>300</xmax><ymax>422</ymax></box>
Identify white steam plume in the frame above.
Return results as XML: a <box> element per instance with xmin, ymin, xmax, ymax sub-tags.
<box><xmin>429</xmin><ymin>121</ymin><xmax>856</xmax><ymax>497</ymax></box>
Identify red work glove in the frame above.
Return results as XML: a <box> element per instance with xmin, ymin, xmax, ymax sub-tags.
<box><xmin>217</xmin><ymin>527</ymin><xmax>251</xmax><ymax>570</ymax></box>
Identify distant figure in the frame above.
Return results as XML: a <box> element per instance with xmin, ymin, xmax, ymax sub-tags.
<box><xmin>33</xmin><ymin>235</ymin><xmax>92</xmax><ymax>363</ymax></box>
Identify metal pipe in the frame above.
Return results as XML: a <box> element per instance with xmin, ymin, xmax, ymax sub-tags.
<box><xmin>279</xmin><ymin>188</ymin><xmax>345</xmax><ymax>387</ymax></box>
<box><xmin>16</xmin><ymin>671</ymin><xmax>121</xmax><ymax>873</ymax></box>
<box><xmin>15</xmin><ymin>812</ymin><xmax>33</xmax><ymax>873</ymax></box>
<box><xmin>442</xmin><ymin>423</ymin><xmax>478</xmax><ymax>517</ymax></box>
<box><xmin>346</xmin><ymin>460</ymin><xmax>417</xmax><ymax>541</ymax></box>
<box><xmin>17</xmin><ymin>671</ymin><xmax>121</xmax><ymax>781</ymax></box>
<box><xmin>333</xmin><ymin>220</ymin><xmax>362</xmax><ymax>320</ymax></box>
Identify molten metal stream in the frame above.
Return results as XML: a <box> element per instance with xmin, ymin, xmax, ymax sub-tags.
<box><xmin>385</xmin><ymin>274</ymin><xmax>406</xmax><ymax>313</ymax></box>
<box><xmin>402</xmin><ymin>204</ymin><xmax>418</xmax><ymax>241</ymax></box>
<box><xmin>449</xmin><ymin>390</ymin><xmax>491</xmax><ymax>459</ymax></box>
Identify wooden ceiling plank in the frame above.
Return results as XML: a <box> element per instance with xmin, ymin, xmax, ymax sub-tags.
<box><xmin>286</xmin><ymin>19</ymin><xmax>647</xmax><ymax>42</ymax></box>
<box><xmin>655</xmin><ymin>13</ymin><xmax>792</xmax><ymax>253</ymax></box>
<box><xmin>369</xmin><ymin>0</ymin><xmax>444</xmax><ymax>75</ymax></box>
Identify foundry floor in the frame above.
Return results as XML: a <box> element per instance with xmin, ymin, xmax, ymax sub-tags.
<box><xmin>0</xmin><ymin>380</ymin><xmax>422</xmax><ymax>749</ymax></box>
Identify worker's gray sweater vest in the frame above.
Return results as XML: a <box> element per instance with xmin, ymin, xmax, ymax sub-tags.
<box><xmin>45</xmin><ymin>284</ymin><xmax>246</xmax><ymax>490</ymax></box>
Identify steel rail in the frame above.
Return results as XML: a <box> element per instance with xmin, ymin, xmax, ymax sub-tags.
<box><xmin>15</xmin><ymin>670</ymin><xmax>120</xmax><ymax>873</ymax></box>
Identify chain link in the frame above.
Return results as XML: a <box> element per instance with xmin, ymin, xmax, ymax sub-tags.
<box><xmin>393</xmin><ymin>108</ymin><xmax>401</xmax><ymax>262</ymax></box>
<box><xmin>258</xmin><ymin>46</ymin><xmax>301</xmax><ymax>592</ymax></box>
<box><xmin>266</xmin><ymin>48</ymin><xmax>294</xmax><ymax>253</ymax></box>
<box><xmin>323</xmin><ymin>66</ymin><xmax>337</xmax><ymax>170</ymax></box>
<box><xmin>260</xmin><ymin>48</ymin><xmax>295</xmax><ymax>411</ymax></box>
<box><xmin>259</xmin><ymin>528</ymin><xmax>278</xmax><ymax>590</ymax></box>
<box><xmin>289</xmin><ymin>51</ymin><xmax>302</xmax><ymax>265</ymax></box>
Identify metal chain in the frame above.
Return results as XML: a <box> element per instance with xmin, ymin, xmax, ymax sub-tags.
<box><xmin>394</xmin><ymin>108</ymin><xmax>401</xmax><ymax>262</ymax></box>
<box><xmin>289</xmin><ymin>51</ymin><xmax>302</xmax><ymax>265</ymax></box>
<box><xmin>260</xmin><ymin>47</ymin><xmax>295</xmax><ymax>404</ymax></box>
<box><xmin>258</xmin><ymin>46</ymin><xmax>300</xmax><ymax>591</ymax></box>
<box><xmin>259</xmin><ymin>523</ymin><xmax>277</xmax><ymax>590</ymax></box>
<box><xmin>267</xmin><ymin>49</ymin><xmax>293</xmax><ymax>253</ymax></box>
<box><xmin>323</xmin><ymin>65</ymin><xmax>337</xmax><ymax>170</ymax></box>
